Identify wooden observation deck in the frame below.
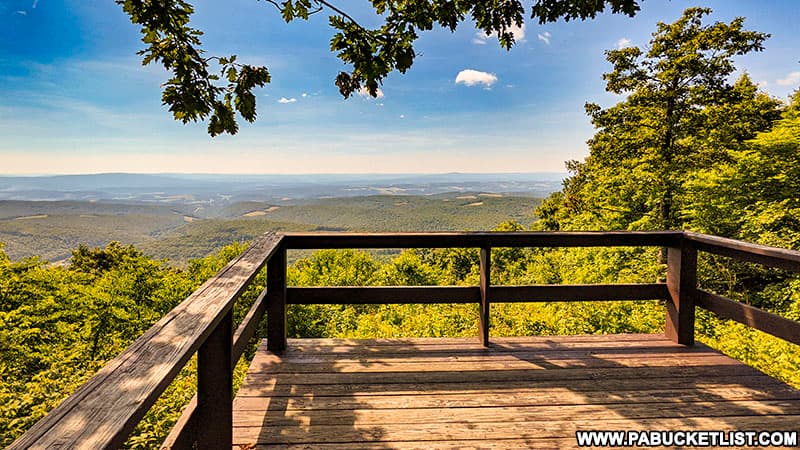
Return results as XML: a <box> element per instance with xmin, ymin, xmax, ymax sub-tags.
<box><xmin>11</xmin><ymin>231</ymin><xmax>800</xmax><ymax>449</ymax></box>
<box><xmin>232</xmin><ymin>335</ymin><xmax>799</xmax><ymax>449</ymax></box>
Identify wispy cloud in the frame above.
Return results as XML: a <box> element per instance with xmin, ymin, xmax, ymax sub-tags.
<box><xmin>32</xmin><ymin>0</ymin><xmax>38</xmax><ymax>8</ymax></box>
<box><xmin>616</xmin><ymin>38</ymin><xmax>631</xmax><ymax>49</ymax></box>
<box><xmin>278</xmin><ymin>97</ymin><xmax>297</xmax><ymax>104</ymax></box>
<box><xmin>15</xmin><ymin>10</ymin><xmax>27</xmax><ymax>15</ymax></box>
<box><xmin>455</xmin><ymin>69</ymin><xmax>497</xmax><ymax>87</ymax></box>
<box><xmin>358</xmin><ymin>86</ymin><xmax>385</xmax><ymax>99</ymax></box>
<box><xmin>537</xmin><ymin>31</ymin><xmax>551</xmax><ymax>45</ymax></box>
<box><xmin>776</xmin><ymin>71</ymin><xmax>800</xmax><ymax>86</ymax></box>
<box><xmin>473</xmin><ymin>24</ymin><xmax>526</xmax><ymax>45</ymax></box>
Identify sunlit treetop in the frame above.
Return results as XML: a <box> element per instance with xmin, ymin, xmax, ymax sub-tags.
<box><xmin>117</xmin><ymin>0</ymin><xmax>642</xmax><ymax>136</ymax></box>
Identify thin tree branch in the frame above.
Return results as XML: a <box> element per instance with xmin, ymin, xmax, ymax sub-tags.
<box><xmin>315</xmin><ymin>0</ymin><xmax>367</xmax><ymax>31</ymax></box>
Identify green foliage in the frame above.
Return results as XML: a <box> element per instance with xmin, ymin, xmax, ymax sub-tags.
<box><xmin>537</xmin><ymin>8</ymin><xmax>781</xmax><ymax>231</ymax></box>
<box><xmin>117</xmin><ymin>0</ymin><xmax>641</xmax><ymax>135</ymax></box>
<box><xmin>116</xmin><ymin>0</ymin><xmax>270</xmax><ymax>136</ymax></box>
<box><xmin>1</xmin><ymin>195</ymin><xmax>540</xmax><ymax>265</ymax></box>
<box><xmin>0</xmin><ymin>241</ymin><xmax>264</xmax><ymax>447</ymax></box>
<box><xmin>530</xmin><ymin>7</ymin><xmax>800</xmax><ymax>395</ymax></box>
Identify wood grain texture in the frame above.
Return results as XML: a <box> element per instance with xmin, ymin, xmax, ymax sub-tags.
<box><xmin>232</xmin><ymin>335</ymin><xmax>800</xmax><ymax>448</ymax></box>
<box><xmin>685</xmin><ymin>231</ymin><xmax>800</xmax><ymax>272</ymax></box>
<box><xmin>11</xmin><ymin>232</ymin><xmax>282</xmax><ymax>450</ymax></box>
<box><xmin>665</xmin><ymin>244</ymin><xmax>697</xmax><ymax>345</ymax></box>
<box><xmin>267</xmin><ymin>244</ymin><xmax>287</xmax><ymax>352</ymax></box>
<box><xmin>281</xmin><ymin>231</ymin><xmax>684</xmax><ymax>249</ymax></box>
<box><xmin>697</xmin><ymin>289</ymin><xmax>800</xmax><ymax>346</ymax></box>
<box><xmin>285</xmin><ymin>284</ymin><xmax>668</xmax><ymax>305</ymax></box>
<box><xmin>162</xmin><ymin>287</ymin><xmax>270</xmax><ymax>449</ymax></box>
<box><xmin>479</xmin><ymin>246</ymin><xmax>490</xmax><ymax>346</ymax></box>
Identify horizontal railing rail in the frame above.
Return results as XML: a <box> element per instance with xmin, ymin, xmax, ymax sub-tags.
<box><xmin>684</xmin><ymin>231</ymin><xmax>800</xmax><ymax>272</ymax></box>
<box><xmin>285</xmin><ymin>284</ymin><xmax>670</xmax><ymax>304</ymax></box>
<box><xmin>10</xmin><ymin>233</ymin><xmax>282</xmax><ymax>450</ymax></box>
<box><xmin>281</xmin><ymin>230</ymin><xmax>684</xmax><ymax>249</ymax></box>
<box><xmin>12</xmin><ymin>230</ymin><xmax>800</xmax><ymax>449</ymax></box>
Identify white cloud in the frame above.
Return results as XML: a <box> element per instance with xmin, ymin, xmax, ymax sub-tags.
<box><xmin>757</xmin><ymin>80</ymin><xmax>769</xmax><ymax>89</ymax></box>
<box><xmin>455</xmin><ymin>69</ymin><xmax>497</xmax><ymax>87</ymax></box>
<box><xmin>776</xmin><ymin>71</ymin><xmax>800</xmax><ymax>86</ymax></box>
<box><xmin>15</xmin><ymin>10</ymin><xmax>27</xmax><ymax>15</ymax></box>
<box><xmin>358</xmin><ymin>86</ymin><xmax>384</xmax><ymax>99</ymax></box>
<box><xmin>277</xmin><ymin>97</ymin><xmax>297</xmax><ymax>104</ymax></box>
<box><xmin>537</xmin><ymin>31</ymin><xmax>551</xmax><ymax>45</ymax></box>
<box><xmin>473</xmin><ymin>24</ymin><xmax>525</xmax><ymax>45</ymax></box>
<box><xmin>301</xmin><ymin>92</ymin><xmax>308</xmax><ymax>97</ymax></box>
<box><xmin>472</xmin><ymin>35</ymin><xmax>488</xmax><ymax>45</ymax></box>
<box><xmin>399</xmin><ymin>114</ymin><xmax>405</xmax><ymax>119</ymax></box>
<box><xmin>616</xmin><ymin>38</ymin><xmax>631</xmax><ymax>49</ymax></box>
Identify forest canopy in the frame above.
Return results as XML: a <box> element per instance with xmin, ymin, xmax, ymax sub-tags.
<box><xmin>3</xmin><ymin>6</ymin><xmax>800</xmax><ymax>448</ymax></box>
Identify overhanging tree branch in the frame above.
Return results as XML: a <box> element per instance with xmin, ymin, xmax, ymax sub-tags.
<box><xmin>119</xmin><ymin>0</ymin><xmax>643</xmax><ymax>136</ymax></box>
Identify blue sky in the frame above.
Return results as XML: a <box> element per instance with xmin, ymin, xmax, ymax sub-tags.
<box><xmin>1</xmin><ymin>0</ymin><xmax>798</xmax><ymax>174</ymax></box>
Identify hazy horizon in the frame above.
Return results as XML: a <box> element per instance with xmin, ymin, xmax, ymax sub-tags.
<box><xmin>3</xmin><ymin>1</ymin><xmax>798</xmax><ymax>174</ymax></box>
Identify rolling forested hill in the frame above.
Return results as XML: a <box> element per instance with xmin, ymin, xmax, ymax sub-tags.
<box><xmin>0</xmin><ymin>193</ymin><xmax>541</xmax><ymax>263</ymax></box>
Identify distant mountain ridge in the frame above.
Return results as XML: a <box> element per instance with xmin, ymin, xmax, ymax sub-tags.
<box><xmin>0</xmin><ymin>172</ymin><xmax>565</xmax><ymax>203</ymax></box>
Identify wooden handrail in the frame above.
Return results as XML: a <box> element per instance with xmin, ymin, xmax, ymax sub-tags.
<box><xmin>284</xmin><ymin>284</ymin><xmax>670</xmax><ymax>304</ymax></box>
<box><xmin>161</xmin><ymin>287</ymin><xmax>271</xmax><ymax>449</ymax></box>
<box><xmin>10</xmin><ymin>232</ymin><xmax>282</xmax><ymax>450</ymax></box>
<box><xmin>684</xmin><ymin>231</ymin><xmax>800</xmax><ymax>272</ymax></box>
<box><xmin>12</xmin><ymin>230</ymin><xmax>800</xmax><ymax>449</ymax></box>
<box><xmin>282</xmin><ymin>230</ymin><xmax>684</xmax><ymax>249</ymax></box>
<box><xmin>696</xmin><ymin>289</ymin><xmax>800</xmax><ymax>346</ymax></box>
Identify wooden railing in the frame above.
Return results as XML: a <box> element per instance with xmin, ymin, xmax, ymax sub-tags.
<box><xmin>11</xmin><ymin>231</ymin><xmax>800</xmax><ymax>449</ymax></box>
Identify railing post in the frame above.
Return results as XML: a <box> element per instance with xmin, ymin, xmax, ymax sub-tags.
<box><xmin>267</xmin><ymin>243</ymin><xmax>287</xmax><ymax>352</ymax></box>
<box><xmin>480</xmin><ymin>246</ymin><xmax>491</xmax><ymax>346</ymax></box>
<box><xmin>665</xmin><ymin>239</ymin><xmax>697</xmax><ymax>345</ymax></box>
<box><xmin>196</xmin><ymin>308</ymin><xmax>233</xmax><ymax>448</ymax></box>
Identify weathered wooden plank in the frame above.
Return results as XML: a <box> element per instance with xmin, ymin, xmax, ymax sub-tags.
<box><xmin>233</xmin><ymin>400</ymin><xmax>800</xmax><ymax>427</ymax></box>
<box><xmin>232</xmin><ymin>414</ymin><xmax>800</xmax><ymax>445</ymax></box>
<box><xmin>233</xmin><ymin>335</ymin><xmax>800</xmax><ymax>448</ymax></box>
<box><xmin>287</xmin><ymin>283</ymin><xmax>668</xmax><ymax>305</ymax></box>
<box><xmin>245</xmin><ymin>354</ymin><xmax>742</xmax><ymax>375</ymax></box>
<box><xmin>236</xmin><ymin>373</ymin><xmax>797</xmax><ymax>398</ymax></box>
<box><xmin>284</xmin><ymin>333</ymin><xmax>667</xmax><ymax>347</ymax></box>
<box><xmin>241</xmin><ymin>361</ymin><xmax>759</xmax><ymax>386</ymax></box>
<box><xmin>480</xmin><ymin>246</ymin><xmax>491</xmax><ymax>345</ymax></box>
<box><xmin>10</xmin><ymin>232</ymin><xmax>282</xmax><ymax>450</ymax></box>
<box><xmin>281</xmin><ymin>231</ymin><xmax>683</xmax><ymax>249</ymax></box>
<box><xmin>234</xmin><ymin>386</ymin><xmax>800</xmax><ymax>411</ymax></box>
<box><xmin>233</xmin><ymin>287</ymin><xmax>270</xmax><ymax>361</ymax></box>
<box><xmin>283</xmin><ymin>339</ymin><xmax>710</xmax><ymax>355</ymax></box>
<box><xmin>196</xmin><ymin>309</ymin><xmax>233</xmax><ymax>448</ymax></box>
<box><xmin>685</xmin><ymin>231</ymin><xmax>800</xmax><ymax>272</ymax></box>
<box><xmin>665</xmin><ymin>244</ymin><xmax>697</xmax><ymax>345</ymax></box>
<box><xmin>249</xmin><ymin>347</ymin><xmax>723</xmax><ymax>365</ymax></box>
<box><xmin>236</xmin><ymin>438</ymin><xmax>581</xmax><ymax>450</ymax></box>
<box><xmin>697</xmin><ymin>289</ymin><xmax>800</xmax><ymax>346</ymax></box>
<box><xmin>162</xmin><ymin>287</ymin><xmax>270</xmax><ymax>449</ymax></box>
<box><xmin>287</xmin><ymin>286</ymin><xmax>478</xmax><ymax>304</ymax></box>
<box><xmin>267</xmin><ymin>244</ymin><xmax>288</xmax><ymax>352</ymax></box>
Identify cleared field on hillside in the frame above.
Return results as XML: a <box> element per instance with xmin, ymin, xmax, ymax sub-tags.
<box><xmin>0</xmin><ymin>194</ymin><xmax>540</xmax><ymax>264</ymax></box>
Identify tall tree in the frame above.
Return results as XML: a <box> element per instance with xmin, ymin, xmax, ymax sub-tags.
<box><xmin>117</xmin><ymin>0</ymin><xmax>642</xmax><ymax>136</ymax></box>
<box><xmin>536</xmin><ymin>7</ymin><xmax>781</xmax><ymax>232</ymax></box>
<box><xmin>687</xmin><ymin>90</ymin><xmax>800</xmax><ymax>248</ymax></box>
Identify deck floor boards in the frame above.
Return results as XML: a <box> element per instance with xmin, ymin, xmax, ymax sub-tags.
<box><xmin>232</xmin><ymin>334</ymin><xmax>800</xmax><ymax>449</ymax></box>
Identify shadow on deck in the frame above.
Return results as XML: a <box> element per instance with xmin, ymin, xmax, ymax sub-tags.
<box><xmin>232</xmin><ymin>334</ymin><xmax>800</xmax><ymax>449</ymax></box>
